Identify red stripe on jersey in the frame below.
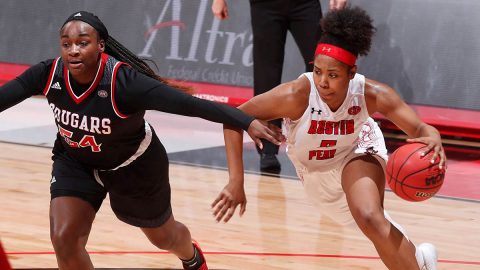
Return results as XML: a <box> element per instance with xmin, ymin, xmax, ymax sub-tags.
<box><xmin>42</xmin><ymin>58</ymin><xmax>59</xmax><ymax>96</ymax></box>
<box><xmin>64</xmin><ymin>53</ymin><xmax>108</xmax><ymax>104</ymax></box>
<box><xmin>111</xmin><ymin>62</ymin><xmax>128</xmax><ymax>119</ymax></box>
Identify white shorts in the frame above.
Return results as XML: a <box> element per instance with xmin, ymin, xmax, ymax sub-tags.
<box><xmin>301</xmin><ymin>120</ymin><xmax>388</xmax><ymax>225</ymax></box>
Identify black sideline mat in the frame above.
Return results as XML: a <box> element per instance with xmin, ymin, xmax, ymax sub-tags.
<box><xmin>168</xmin><ymin>142</ymin><xmax>298</xmax><ymax>180</ymax></box>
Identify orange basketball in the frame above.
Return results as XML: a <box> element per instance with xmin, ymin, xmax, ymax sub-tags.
<box><xmin>386</xmin><ymin>143</ymin><xmax>445</xmax><ymax>201</ymax></box>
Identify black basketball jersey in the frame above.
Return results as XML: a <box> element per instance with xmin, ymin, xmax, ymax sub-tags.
<box><xmin>43</xmin><ymin>53</ymin><xmax>146</xmax><ymax>169</ymax></box>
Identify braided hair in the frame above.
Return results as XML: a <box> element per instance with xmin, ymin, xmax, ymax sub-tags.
<box><xmin>104</xmin><ymin>36</ymin><xmax>185</xmax><ymax>88</ymax></box>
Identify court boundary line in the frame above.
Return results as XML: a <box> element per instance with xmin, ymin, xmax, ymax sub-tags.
<box><xmin>2</xmin><ymin>141</ymin><xmax>479</xmax><ymax>267</ymax></box>
<box><xmin>5</xmin><ymin>250</ymin><xmax>480</xmax><ymax>265</ymax></box>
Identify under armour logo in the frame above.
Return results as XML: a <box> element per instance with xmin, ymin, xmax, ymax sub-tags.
<box><xmin>322</xmin><ymin>47</ymin><xmax>332</xmax><ymax>52</ymax></box>
<box><xmin>311</xmin><ymin>108</ymin><xmax>322</xmax><ymax>115</ymax></box>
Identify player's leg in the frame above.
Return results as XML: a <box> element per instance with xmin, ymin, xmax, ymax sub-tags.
<box><xmin>249</xmin><ymin>0</ymin><xmax>288</xmax><ymax>97</ymax></box>
<box><xmin>288</xmin><ymin>0</ymin><xmax>322</xmax><ymax>72</ymax></box>
<box><xmin>141</xmin><ymin>215</ymin><xmax>207</xmax><ymax>270</ymax></box>
<box><xmin>249</xmin><ymin>0</ymin><xmax>288</xmax><ymax>171</ymax></box>
<box><xmin>383</xmin><ymin>211</ymin><xmax>438</xmax><ymax>270</ymax></box>
<box><xmin>101</xmin><ymin>135</ymin><xmax>207</xmax><ymax>269</ymax></box>
<box><xmin>342</xmin><ymin>155</ymin><xmax>420</xmax><ymax>270</ymax></box>
<box><xmin>49</xmin><ymin>151</ymin><xmax>107</xmax><ymax>270</ymax></box>
<box><xmin>50</xmin><ymin>197</ymin><xmax>97</xmax><ymax>270</ymax></box>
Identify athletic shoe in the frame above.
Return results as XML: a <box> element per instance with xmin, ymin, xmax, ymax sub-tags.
<box><xmin>260</xmin><ymin>153</ymin><xmax>281</xmax><ymax>173</ymax></box>
<box><xmin>417</xmin><ymin>242</ymin><xmax>438</xmax><ymax>270</ymax></box>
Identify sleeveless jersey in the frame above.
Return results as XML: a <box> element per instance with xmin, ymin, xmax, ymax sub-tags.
<box><xmin>43</xmin><ymin>53</ymin><xmax>146</xmax><ymax>170</ymax></box>
<box><xmin>285</xmin><ymin>72</ymin><xmax>386</xmax><ymax>177</ymax></box>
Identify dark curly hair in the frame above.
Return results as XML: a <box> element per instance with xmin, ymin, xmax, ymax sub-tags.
<box><xmin>319</xmin><ymin>6</ymin><xmax>376</xmax><ymax>57</ymax></box>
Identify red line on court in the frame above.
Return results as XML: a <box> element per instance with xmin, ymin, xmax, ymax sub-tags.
<box><xmin>6</xmin><ymin>250</ymin><xmax>480</xmax><ymax>265</ymax></box>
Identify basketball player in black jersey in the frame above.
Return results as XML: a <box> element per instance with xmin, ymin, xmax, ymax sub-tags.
<box><xmin>0</xmin><ymin>11</ymin><xmax>284</xmax><ymax>270</ymax></box>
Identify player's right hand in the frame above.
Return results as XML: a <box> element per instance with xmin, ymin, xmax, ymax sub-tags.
<box><xmin>211</xmin><ymin>182</ymin><xmax>246</xmax><ymax>223</ymax></box>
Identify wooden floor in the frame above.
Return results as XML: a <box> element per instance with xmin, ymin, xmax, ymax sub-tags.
<box><xmin>1</xmin><ymin>142</ymin><xmax>479</xmax><ymax>269</ymax></box>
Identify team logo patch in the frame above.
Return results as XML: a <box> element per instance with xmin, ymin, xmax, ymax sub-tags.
<box><xmin>348</xmin><ymin>106</ymin><xmax>361</xmax><ymax>115</ymax></box>
<box><xmin>98</xmin><ymin>90</ymin><xmax>108</xmax><ymax>98</ymax></box>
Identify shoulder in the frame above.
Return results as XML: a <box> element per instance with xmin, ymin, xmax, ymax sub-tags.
<box><xmin>114</xmin><ymin>64</ymin><xmax>162</xmax><ymax>89</ymax></box>
<box><xmin>267</xmin><ymin>75</ymin><xmax>310</xmax><ymax>105</ymax></box>
<box><xmin>364</xmin><ymin>78</ymin><xmax>402</xmax><ymax>114</ymax></box>
<box><xmin>115</xmin><ymin>64</ymin><xmax>138</xmax><ymax>80</ymax></box>
<box><xmin>289</xmin><ymin>74</ymin><xmax>311</xmax><ymax>101</ymax></box>
<box><xmin>365</xmin><ymin>78</ymin><xmax>399</xmax><ymax>99</ymax></box>
<box><xmin>276</xmin><ymin>75</ymin><xmax>311</xmax><ymax>120</ymax></box>
<box><xmin>15</xmin><ymin>59</ymin><xmax>57</xmax><ymax>93</ymax></box>
<box><xmin>237</xmin><ymin>74</ymin><xmax>311</xmax><ymax>120</ymax></box>
<box><xmin>365</xmin><ymin>78</ymin><xmax>392</xmax><ymax>96</ymax></box>
<box><xmin>28</xmin><ymin>59</ymin><xmax>57</xmax><ymax>77</ymax></box>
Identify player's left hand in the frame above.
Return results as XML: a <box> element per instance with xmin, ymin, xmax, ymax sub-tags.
<box><xmin>211</xmin><ymin>182</ymin><xmax>246</xmax><ymax>223</ymax></box>
<box><xmin>406</xmin><ymin>136</ymin><xmax>447</xmax><ymax>170</ymax></box>
<box><xmin>246</xmin><ymin>120</ymin><xmax>285</xmax><ymax>150</ymax></box>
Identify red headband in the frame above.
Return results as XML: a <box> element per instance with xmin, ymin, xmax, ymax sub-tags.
<box><xmin>314</xmin><ymin>43</ymin><xmax>357</xmax><ymax>66</ymax></box>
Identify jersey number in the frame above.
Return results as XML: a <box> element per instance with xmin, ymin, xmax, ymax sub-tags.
<box><xmin>58</xmin><ymin>126</ymin><xmax>102</xmax><ymax>152</ymax></box>
<box><xmin>308</xmin><ymin>140</ymin><xmax>337</xmax><ymax>160</ymax></box>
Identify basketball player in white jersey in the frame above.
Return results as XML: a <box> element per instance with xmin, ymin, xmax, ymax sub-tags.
<box><xmin>212</xmin><ymin>6</ymin><xmax>446</xmax><ymax>270</ymax></box>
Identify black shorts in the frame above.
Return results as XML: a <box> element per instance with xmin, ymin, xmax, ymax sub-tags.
<box><xmin>50</xmin><ymin>134</ymin><xmax>172</xmax><ymax>228</ymax></box>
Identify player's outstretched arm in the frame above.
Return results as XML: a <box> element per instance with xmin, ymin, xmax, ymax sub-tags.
<box><xmin>212</xmin><ymin>124</ymin><xmax>246</xmax><ymax>223</ymax></box>
<box><xmin>212</xmin><ymin>78</ymin><xmax>308</xmax><ymax>222</ymax></box>
<box><xmin>212</xmin><ymin>121</ymin><xmax>283</xmax><ymax>223</ymax></box>
<box><xmin>118</xmin><ymin>69</ymin><xmax>286</xmax><ymax>148</ymax></box>
<box><xmin>0</xmin><ymin>62</ymin><xmax>48</xmax><ymax>113</ymax></box>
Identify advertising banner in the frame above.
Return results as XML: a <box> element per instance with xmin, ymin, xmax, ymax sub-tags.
<box><xmin>0</xmin><ymin>0</ymin><xmax>479</xmax><ymax>110</ymax></box>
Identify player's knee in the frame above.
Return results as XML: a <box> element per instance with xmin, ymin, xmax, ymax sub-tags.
<box><xmin>352</xmin><ymin>208</ymin><xmax>387</xmax><ymax>237</ymax></box>
<box><xmin>50</xmin><ymin>226</ymin><xmax>86</xmax><ymax>258</ymax></box>
<box><xmin>148</xmin><ymin>222</ymin><xmax>190</xmax><ymax>251</ymax></box>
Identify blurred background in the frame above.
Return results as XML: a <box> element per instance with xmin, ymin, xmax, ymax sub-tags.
<box><xmin>1</xmin><ymin>0</ymin><xmax>479</xmax><ymax>149</ymax></box>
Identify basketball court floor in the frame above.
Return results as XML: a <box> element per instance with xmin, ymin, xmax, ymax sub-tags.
<box><xmin>0</xmin><ymin>97</ymin><xmax>479</xmax><ymax>269</ymax></box>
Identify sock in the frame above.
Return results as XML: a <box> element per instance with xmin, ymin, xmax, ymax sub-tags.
<box><xmin>415</xmin><ymin>245</ymin><xmax>425</xmax><ymax>268</ymax></box>
<box><xmin>385</xmin><ymin>210</ymin><xmax>425</xmax><ymax>268</ymax></box>
<box><xmin>181</xmin><ymin>244</ymin><xmax>204</xmax><ymax>270</ymax></box>
<box><xmin>383</xmin><ymin>210</ymin><xmax>409</xmax><ymax>241</ymax></box>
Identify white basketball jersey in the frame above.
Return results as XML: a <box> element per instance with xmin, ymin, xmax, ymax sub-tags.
<box><xmin>285</xmin><ymin>72</ymin><xmax>387</xmax><ymax>179</ymax></box>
